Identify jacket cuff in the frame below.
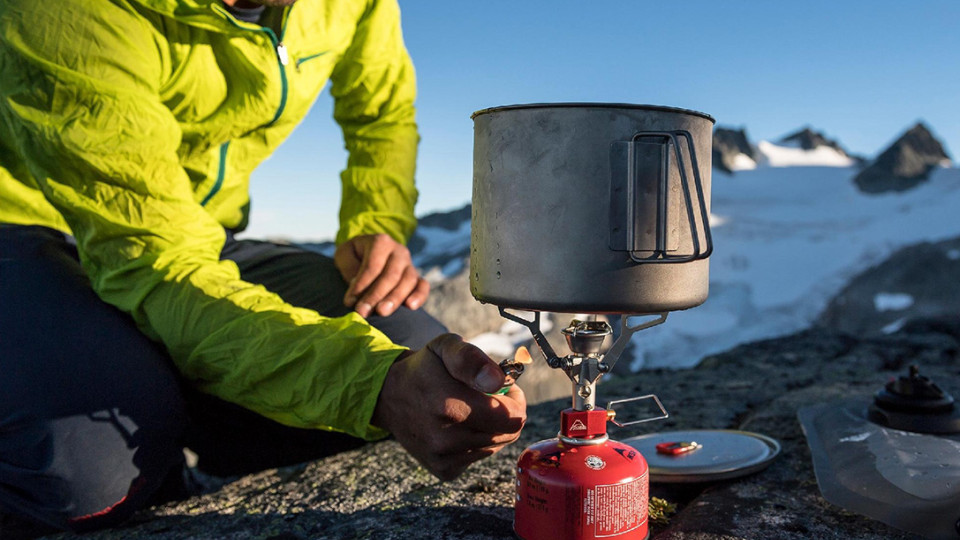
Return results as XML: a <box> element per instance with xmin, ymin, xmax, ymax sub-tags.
<box><xmin>337</xmin><ymin>166</ymin><xmax>417</xmax><ymax>245</ymax></box>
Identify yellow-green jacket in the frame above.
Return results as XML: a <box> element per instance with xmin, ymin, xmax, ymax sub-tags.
<box><xmin>0</xmin><ymin>0</ymin><xmax>419</xmax><ymax>439</ymax></box>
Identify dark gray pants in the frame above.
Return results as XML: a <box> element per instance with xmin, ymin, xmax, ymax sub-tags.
<box><xmin>0</xmin><ymin>225</ymin><xmax>445</xmax><ymax>532</ymax></box>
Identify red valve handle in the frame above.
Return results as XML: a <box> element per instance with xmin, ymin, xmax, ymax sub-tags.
<box><xmin>656</xmin><ymin>441</ymin><xmax>702</xmax><ymax>456</ymax></box>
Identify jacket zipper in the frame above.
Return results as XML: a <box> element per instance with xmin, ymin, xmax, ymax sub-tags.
<box><xmin>202</xmin><ymin>5</ymin><xmax>292</xmax><ymax>206</ymax></box>
<box><xmin>295</xmin><ymin>50</ymin><xmax>329</xmax><ymax>69</ymax></box>
<box><xmin>201</xmin><ymin>142</ymin><xmax>230</xmax><ymax>207</ymax></box>
<box><xmin>261</xmin><ymin>23</ymin><xmax>289</xmax><ymax>126</ymax></box>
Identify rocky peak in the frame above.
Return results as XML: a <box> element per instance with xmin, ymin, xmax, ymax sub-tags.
<box><xmin>854</xmin><ymin>122</ymin><xmax>952</xmax><ymax>194</ymax></box>
<box><xmin>779</xmin><ymin>127</ymin><xmax>850</xmax><ymax>155</ymax></box>
<box><xmin>405</xmin><ymin>204</ymin><xmax>472</xmax><ymax>269</ymax></box>
<box><xmin>712</xmin><ymin>126</ymin><xmax>756</xmax><ymax>174</ymax></box>
<box><xmin>414</xmin><ymin>204</ymin><xmax>472</xmax><ymax>231</ymax></box>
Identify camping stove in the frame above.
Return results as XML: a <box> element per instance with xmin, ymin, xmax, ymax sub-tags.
<box><xmin>469</xmin><ymin>103</ymin><xmax>716</xmax><ymax>540</ymax></box>
<box><xmin>502</xmin><ymin>312</ymin><xmax>669</xmax><ymax>540</ymax></box>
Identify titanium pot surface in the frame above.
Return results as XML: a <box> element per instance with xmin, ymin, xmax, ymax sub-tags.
<box><xmin>470</xmin><ymin>103</ymin><xmax>715</xmax><ymax>313</ymax></box>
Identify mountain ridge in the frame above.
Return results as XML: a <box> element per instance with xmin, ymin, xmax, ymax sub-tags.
<box><xmin>854</xmin><ymin>122</ymin><xmax>952</xmax><ymax>194</ymax></box>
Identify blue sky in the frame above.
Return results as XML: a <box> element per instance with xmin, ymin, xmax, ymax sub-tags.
<box><xmin>242</xmin><ymin>0</ymin><xmax>959</xmax><ymax>241</ymax></box>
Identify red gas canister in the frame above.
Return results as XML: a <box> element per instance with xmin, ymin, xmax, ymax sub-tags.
<box><xmin>515</xmin><ymin>409</ymin><xmax>650</xmax><ymax>540</ymax></box>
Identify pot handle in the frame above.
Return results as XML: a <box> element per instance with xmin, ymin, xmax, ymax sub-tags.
<box><xmin>609</xmin><ymin>130</ymin><xmax>713</xmax><ymax>263</ymax></box>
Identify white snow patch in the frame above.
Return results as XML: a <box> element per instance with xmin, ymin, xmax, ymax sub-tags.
<box><xmin>672</xmin><ymin>308</ymin><xmax>739</xmax><ymax>337</ymax></box>
<box><xmin>422</xmin><ymin>266</ymin><xmax>448</xmax><ymax>285</ymax></box>
<box><xmin>874</xmin><ymin>293</ymin><xmax>914</xmax><ymax>312</ymax></box>
<box><xmin>631</xmin><ymin>165</ymin><xmax>960</xmax><ymax>369</ymax></box>
<box><xmin>730</xmin><ymin>153</ymin><xmax>757</xmax><ymax>171</ymax></box>
<box><xmin>467</xmin><ymin>332</ymin><xmax>518</xmax><ymax>359</ymax></box>
<box><xmin>412</xmin><ymin>220</ymin><xmax>472</xmax><ymax>277</ymax></box>
<box><xmin>882</xmin><ymin>318</ymin><xmax>907</xmax><ymax>335</ymax></box>
<box><xmin>756</xmin><ymin>140</ymin><xmax>856</xmax><ymax>168</ymax></box>
<box><xmin>840</xmin><ymin>432</ymin><xmax>872</xmax><ymax>443</ymax></box>
<box><xmin>709</xmin><ymin>213</ymin><xmax>729</xmax><ymax>227</ymax></box>
<box><xmin>947</xmin><ymin>249</ymin><xmax>960</xmax><ymax>260</ymax></box>
<box><xmin>467</xmin><ymin>315</ymin><xmax>554</xmax><ymax>360</ymax></box>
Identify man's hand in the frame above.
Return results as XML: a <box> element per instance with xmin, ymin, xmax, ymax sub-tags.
<box><xmin>334</xmin><ymin>234</ymin><xmax>430</xmax><ymax>318</ymax></box>
<box><xmin>372</xmin><ymin>334</ymin><xmax>527</xmax><ymax>481</ymax></box>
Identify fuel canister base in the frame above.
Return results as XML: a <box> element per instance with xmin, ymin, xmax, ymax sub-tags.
<box><xmin>515</xmin><ymin>437</ymin><xmax>650</xmax><ymax>540</ymax></box>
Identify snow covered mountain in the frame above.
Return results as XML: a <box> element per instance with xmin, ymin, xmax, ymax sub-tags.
<box><xmin>650</xmin><ymin>149</ymin><xmax>957</xmax><ymax>369</ymax></box>
<box><xmin>303</xmin><ymin>122</ymin><xmax>959</xmax><ymax>373</ymax></box>
<box><xmin>715</xmin><ymin>126</ymin><xmax>858</xmax><ymax>170</ymax></box>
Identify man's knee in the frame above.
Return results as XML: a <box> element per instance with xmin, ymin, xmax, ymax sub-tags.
<box><xmin>0</xmin><ymin>400</ymin><xmax>187</xmax><ymax>532</ymax></box>
<box><xmin>367</xmin><ymin>306</ymin><xmax>448</xmax><ymax>350</ymax></box>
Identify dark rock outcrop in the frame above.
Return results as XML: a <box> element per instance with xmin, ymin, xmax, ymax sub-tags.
<box><xmin>818</xmin><ymin>235</ymin><xmax>960</xmax><ymax>336</ymax></box>
<box><xmin>854</xmin><ymin>123</ymin><xmax>952</xmax><ymax>194</ymax></box>
<box><xmin>37</xmin><ymin>318</ymin><xmax>960</xmax><ymax>540</ymax></box>
<box><xmin>779</xmin><ymin>127</ymin><xmax>851</xmax><ymax>156</ymax></box>
<box><xmin>414</xmin><ymin>204</ymin><xmax>472</xmax><ymax>232</ymax></box>
<box><xmin>406</xmin><ymin>205</ymin><xmax>472</xmax><ymax>270</ymax></box>
<box><xmin>712</xmin><ymin>127</ymin><xmax>755</xmax><ymax>174</ymax></box>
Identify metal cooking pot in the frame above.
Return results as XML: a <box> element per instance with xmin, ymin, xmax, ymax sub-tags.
<box><xmin>470</xmin><ymin>103</ymin><xmax>715</xmax><ymax>314</ymax></box>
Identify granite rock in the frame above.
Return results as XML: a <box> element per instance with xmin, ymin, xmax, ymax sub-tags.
<box><xmin>712</xmin><ymin>127</ymin><xmax>755</xmax><ymax>174</ymax></box>
<box><xmin>32</xmin><ymin>317</ymin><xmax>960</xmax><ymax>540</ymax></box>
<box><xmin>854</xmin><ymin>123</ymin><xmax>952</xmax><ymax>194</ymax></box>
<box><xmin>818</xmin><ymin>235</ymin><xmax>960</xmax><ymax>336</ymax></box>
<box><xmin>779</xmin><ymin>127</ymin><xmax>851</xmax><ymax>156</ymax></box>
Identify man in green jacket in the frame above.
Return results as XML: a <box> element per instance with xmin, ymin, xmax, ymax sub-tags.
<box><xmin>0</xmin><ymin>0</ymin><xmax>526</xmax><ymax>532</ymax></box>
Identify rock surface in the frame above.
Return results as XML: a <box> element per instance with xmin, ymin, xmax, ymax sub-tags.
<box><xmin>854</xmin><ymin>123</ymin><xmax>952</xmax><ymax>194</ymax></box>
<box><xmin>779</xmin><ymin>127</ymin><xmax>851</xmax><ymax>156</ymax></box>
<box><xmin>712</xmin><ymin>127</ymin><xmax>755</xmax><ymax>174</ymax></box>
<box><xmin>38</xmin><ymin>318</ymin><xmax>960</xmax><ymax>540</ymax></box>
<box><xmin>818</xmin><ymin>235</ymin><xmax>960</xmax><ymax>336</ymax></box>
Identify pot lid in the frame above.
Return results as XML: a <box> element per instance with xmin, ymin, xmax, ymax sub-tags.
<box><xmin>470</xmin><ymin>102</ymin><xmax>716</xmax><ymax>123</ymax></box>
<box><xmin>623</xmin><ymin>429</ymin><xmax>781</xmax><ymax>483</ymax></box>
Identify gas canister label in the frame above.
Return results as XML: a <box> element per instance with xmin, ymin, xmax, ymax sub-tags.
<box><xmin>585</xmin><ymin>455</ymin><xmax>606</xmax><ymax>470</ymax></box>
<box><xmin>583</xmin><ymin>474</ymin><xmax>648</xmax><ymax>538</ymax></box>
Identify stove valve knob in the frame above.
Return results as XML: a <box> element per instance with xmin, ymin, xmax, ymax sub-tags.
<box><xmin>491</xmin><ymin>346</ymin><xmax>533</xmax><ymax>395</ymax></box>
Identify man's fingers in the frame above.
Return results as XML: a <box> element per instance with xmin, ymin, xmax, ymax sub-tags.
<box><xmin>404</xmin><ymin>278</ymin><xmax>430</xmax><ymax>311</ymax></box>
<box><xmin>335</xmin><ymin>234</ymin><xmax>428</xmax><ymax>316</ymax></box>
<box><xmin>354</xmin><ymin>252</ymin><xmax>409</xmax><ymax>317</ymax></box>
<box><xmin>333</xmin><ymin>240</ymin><xmax>364</xmax><ymax>293</ymax></box>
<box><xmin>436</xmin><ymin>392</ymin><xmax>526</xmax><ymax>437</ymax></box>
<box><xmin>373</xmin><ymin>266</ymin><xmax>422</xmax><ymax>316</ymax></box>
<box><xmin>459</xmin><ymin>387</ymin><xmax>527</xmax><ymax>433</ymax></box>
<box><xmin>375</xmin><ymin>335</ymin><xmax>527</xmax><ymax>483</ymax></box>
<box><xmin>504</xmin><ymin>383</ymin><xmax>527</xmax><ymax>410</ymax></box>
<box><xmin>428</xmin><ymin>335</ymin><xmax>505</xmax><ymax>394</ymax></box>
<box><xmin>347</xmin><ymin>242</ymin><xmax>391</xmax><ymax>300</ymax></box>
